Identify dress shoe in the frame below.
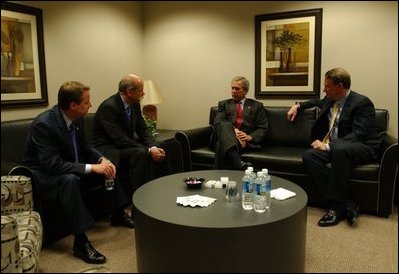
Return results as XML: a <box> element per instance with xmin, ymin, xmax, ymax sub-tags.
<box><xmin>240</xmin><ymin>161</ymin><xmax>253</xmax><ymax>171</ymax></box>
<box><xmin>346</xmin><ymin>204</ymin><xmax>359</xmax><ymax>225</ymax></box>
<box><xmin>317</xmin><ymin>209</ymin><xmax>346</xmax><ymax>227</ymax></box>
<box><xmin>73</xmin><ymin>241</ymin><xmax>106</xmax><ymax>264</ymax></box>
<box><xmin>111</xmin><ymin>212</ymin><xmax>135</xmax><ymax>229</ymax></box>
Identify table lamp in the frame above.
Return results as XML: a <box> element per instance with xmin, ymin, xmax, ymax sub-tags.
<box><xmin>141</xmin><ymin>80</ymin><xmax>164</xmax><ymax>137</ymax></box>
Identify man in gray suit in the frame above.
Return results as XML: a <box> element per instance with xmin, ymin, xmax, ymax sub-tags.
<box><xmin>213</xmin><ymin>76</ymin><xmax>269</xmax><ymax>170</ymax></box>
<box><xmin>287</xmin><ymin>68</ymin><xmax>381</xmax><ymax>227</ymax></box>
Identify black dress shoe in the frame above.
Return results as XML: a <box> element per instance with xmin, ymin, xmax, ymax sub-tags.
<box><xmin>240</xmin><ymin>161</ymin><xmax>253</xmax><ymax>170</ymax></box>
<box><xmin>346</xmin><ymin>204</ymin><xmax>359</xmax><ymax>225</ymax></box>
<box><xmin>73</xmin><ymin>241</ymin><xmax>106</xmax><ymax>264</ymax></box>
<box><xmin>111</xmin><ymin>213</ymin><xmax>135</xmax><ymax>229</ymax></box>
<box><xmin>317</xmin><ymin>209</ymin><xmax>345</xmax><ymax>227</ymax></box>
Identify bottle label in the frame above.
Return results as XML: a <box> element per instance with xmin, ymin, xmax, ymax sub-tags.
<box><xmin>242</xmin><ymin>181</ymin><xmax>253</xmax><ymax>193</ymax></box>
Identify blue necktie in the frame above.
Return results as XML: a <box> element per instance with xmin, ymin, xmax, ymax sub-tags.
<box><xmin>69</xmin><ymin>122</ymin><xmax>79</xmax><ymax>162</ymax></box>
<box><xmin>126</xmin><ymin>106</ymin><xmax>132</xmax><ymax>126</ymax></box>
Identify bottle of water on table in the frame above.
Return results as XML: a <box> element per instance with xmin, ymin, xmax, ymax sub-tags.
<box><xmin>241</xmin><ymin>170</ymin><xmax>253</xmax><ymax>210</ymax></box>
<box><xmin>262</xmin><ymin>168</ymin><xmax>272</xmax><ymax>209</ymax></box>
<box><xmin>253</xmin><ymin>171</ymin><xmax>266</xmax><ymax>213</ymax></box>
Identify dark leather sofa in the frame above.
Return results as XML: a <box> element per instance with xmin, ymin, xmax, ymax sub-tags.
<box><xmin>175</xmin><ymin>106</ymin><xmax>398</xmax><ymax>217</ymax></box>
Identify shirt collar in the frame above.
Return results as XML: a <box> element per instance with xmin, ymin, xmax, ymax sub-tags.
<box><xmin>60</xmin><ymin>109</ymin><xmax>74</xmax><ymax>129</ymax></box>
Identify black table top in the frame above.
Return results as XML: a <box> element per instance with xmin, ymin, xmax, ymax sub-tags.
<box><xmin>133</xmin><ymin>170</ymin><xmax>307</xmax><ymax>229</ymax></box>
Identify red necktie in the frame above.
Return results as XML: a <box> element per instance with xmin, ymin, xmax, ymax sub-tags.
<box><xmin>235</xmin><ymin>102</ymin><xmax>243</xmax><ymax>128</ymax></box>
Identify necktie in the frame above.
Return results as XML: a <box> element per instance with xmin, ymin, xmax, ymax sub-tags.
<box><xmin>322</xmin><ymin>103</ymin><xmax>339</xmax><ymax>144</ymax></box>
<box><xmin>69</xmin><ymin>122</ymin><xmax>79</xmax><ymax>162</ymax></box>
<box><xmin>235</xmin><ymin>102</ymin><xmax>243</xmax><ymax>129</ymax></box>
<box><xmin>126</xmin><ymin>106</ymin><xmax>132</xmax><ymax>126</ymax></box>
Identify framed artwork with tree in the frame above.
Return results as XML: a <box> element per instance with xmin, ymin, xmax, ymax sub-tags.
<box><xmin>255</xmin><ymin>8</ymin><xmax>323</xmax><ymax>99</ymax></box>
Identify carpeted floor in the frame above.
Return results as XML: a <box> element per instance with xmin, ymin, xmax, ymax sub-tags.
<box><xmin>39</xmin><ymin>206</ymin><xmax>398</xmax><ymax>273</ymax></box>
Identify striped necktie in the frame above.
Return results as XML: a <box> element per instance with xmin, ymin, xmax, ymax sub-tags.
<box><xmin>322</xmin><ymin>103</ymin><xmax>339</xmax><ymax>144</ymax></box>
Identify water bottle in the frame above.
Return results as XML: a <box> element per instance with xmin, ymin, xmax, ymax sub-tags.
<box><xmin>262</xmin><ymin>168</ymin><xmax>272</xmax><ymax>209</ymax></box>
<box><xmin>246</xmin><ymin>166</ymin><xmax>256</xmax><ymax>182</ymax></box>
<box><xmin>253</xmin><ymin>171</ymin><xmax>267</xmax><ymax>213</ymax></box>
<box><xmin>241</xmin><ymin>170</ymin><xmax>253</xmax><ymax>210</ymax></box>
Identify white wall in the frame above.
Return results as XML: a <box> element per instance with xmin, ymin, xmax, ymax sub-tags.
<box><xmin>3</xmin><ymin>1</ymin><xmax>398</xmax><ymax>138</ymax></box>
<box><xmin>143</xmin><ymin>1</ymin><xmax>398</xmax><ymax>137</ymax></box>
<box><xmin>2</xmin><ymin>1</ymin><xmax>143</xmax><ymax>120</ymax></box>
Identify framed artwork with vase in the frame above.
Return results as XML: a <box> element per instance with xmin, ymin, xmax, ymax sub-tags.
<box><xmin>1</xmin><ymin>2</ymin><xmax>48</xmax><ymax>108</ymax></box>
<box><xmin>255</xmin><ymin>8</ymin><xmax>323</xmax><ymax>99</ymax></box>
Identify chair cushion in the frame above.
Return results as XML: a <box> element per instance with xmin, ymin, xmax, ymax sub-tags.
<box><xmin>1</xmin><ymin>215</ymin><xmax>21</xmax><ymax>273</ymax></box>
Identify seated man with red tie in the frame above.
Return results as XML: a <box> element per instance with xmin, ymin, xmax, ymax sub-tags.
<box><xmin>213</xmin><ymin>76</ymin><xmax>269</xmax><ymax>170</ymax></box>
<box><xmin>287</xmin><ymin>68</ymin><xmax>382</xmax><ymax>227</ymax></box>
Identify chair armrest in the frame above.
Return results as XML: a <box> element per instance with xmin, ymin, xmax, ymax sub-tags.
<box><xmin>175</xmin><ymin>126</ymin><xmax>214</xmax><ymax>171</ymax></box>
<box><xmin>377</xmin><ymin>134</ymin><xmax>398</xmax><ymax>217</ymax></box>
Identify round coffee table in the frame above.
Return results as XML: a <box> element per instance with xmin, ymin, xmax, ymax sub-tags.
<box><xmin>133</xmin><ymin>170</ymin><xmax>307</xmax><ymax>272</ymax></box>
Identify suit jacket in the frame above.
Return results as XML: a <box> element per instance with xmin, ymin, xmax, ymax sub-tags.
<box><xmin>213</xmin><ymin>98</ymin><xmax>269</xmax><ymax>145</ymax></box>
<box><xmin>91</xmin><ymin>93</ymin><xmax>156</xmax><ymax>165</ymax></box>
<box><xmin>299</xmin><ymin>91</ymin><xmax>381</xmax><ymax>154</ymax></box>
<box><xmin>23</xmin><ymin>105</ymin><xmax>103</xmax><ymax>198</ymax></box>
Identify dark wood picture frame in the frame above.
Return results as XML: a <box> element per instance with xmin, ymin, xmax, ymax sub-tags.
<box><xmin>1</xmin><ymin>2</ymin><xmax>48</xmax><ymax>108</ymax></box>
<box><xmin>255</xmin><ymin>8</ymin><xmax>322</xmax><ymax>99</ymax></box>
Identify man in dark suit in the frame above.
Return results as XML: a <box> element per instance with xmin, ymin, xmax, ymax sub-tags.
<box><xmin>91</xmin><ymin>74</ymin><xmax>171</xmax><ymax>199</ymax></box>
<box><xmin>23</xmin><ymin>81</ymin><xmax>134</xmax><ymax>265</ymax></box>
<box><xmin>213</xmin><ymin>76</ymin><xmax>269</xmax><ymax>170</ymax></box>
<box><xmin>287</xmin><ymin>68</ymin><xmax>381</xmax><ymax>227</ymax></box>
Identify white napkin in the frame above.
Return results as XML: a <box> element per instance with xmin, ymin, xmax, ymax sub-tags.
<box><xmin>176</xmin><ymin>194</ymin><xmax>217</xmax><ymax>207</ymax></box>
<box><xmin>270</xmin><ymin>188</ymin><xmax>296</xmax><ymax>200</ymax></box>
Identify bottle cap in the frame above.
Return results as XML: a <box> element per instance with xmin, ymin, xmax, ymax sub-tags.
<box><xmin>262</xmin><ymin>168</ymin><xmax>269</xmax><ymax>174</ymax></box>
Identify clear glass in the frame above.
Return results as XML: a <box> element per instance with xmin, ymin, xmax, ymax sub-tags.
<box><xmin>105</xmin><ymin>178</ymin><xmax>115</xmax><ymax>191</ymax></box>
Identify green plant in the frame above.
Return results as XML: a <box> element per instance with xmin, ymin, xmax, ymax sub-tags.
<box><xmin>273</xmin><ymin>30</ymin><xmax>303</xmax><ymax>51</ymax></box>
<box><xmin>143</xmin><ymin>116</ymin><xmax>158</xmax><ymax>138</ymax></box>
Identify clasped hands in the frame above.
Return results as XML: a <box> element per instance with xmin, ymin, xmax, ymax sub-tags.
<box><xmin>234</xmin><ymin>128</ymin><xmax>252</xmax><ymax>148</ymax></box>
<box><xmin>149</xmin><ymin>147</ymin><xmax>166</xmax><ymax>162</ymax></box>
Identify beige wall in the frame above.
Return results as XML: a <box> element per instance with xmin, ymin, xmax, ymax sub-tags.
<box><xmin>2</xmin><ymin>1</ymin><xmax>398</xmax><ymax>138</ymax></box>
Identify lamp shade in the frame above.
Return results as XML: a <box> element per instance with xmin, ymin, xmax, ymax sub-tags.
<box><xmin>141</xmin><ymin>80</ymin><xmax>164</xmax><ymax>105</ymax></box>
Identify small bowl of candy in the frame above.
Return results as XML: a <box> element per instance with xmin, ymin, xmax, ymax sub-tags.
<box><xmin>184</xmin><ymin>177</ymin><xmax>205</xmax><ymax>189</ymax></box>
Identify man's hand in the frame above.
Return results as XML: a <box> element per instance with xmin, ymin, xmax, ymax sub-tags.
<box><xmin>234</xmin><ymin>128</ymin><xmax>252</xmax><ymax>148</ymax></box>
<box><xmin>150</xmin><ymin>147</ymin><xmax>166</xmax><ymax>162</ymax></box>
<box><xmin>92</xmin><ymin>159</ymin><xmax>116</xmax><ymax>178</ymax></box>
<box><xmin>310</xmin><ymin>140</ymin><xmax>327</xmax><ymax>151</ymax></box>
<box><xmin>287</xmin><ymin>104</ymin><xmax>299</xmax><ymax>122</ymax></box>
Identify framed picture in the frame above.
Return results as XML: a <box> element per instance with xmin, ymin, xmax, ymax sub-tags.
<box><xmin>255</xmin><ymin>8</ymin><xmax>322</xmax><ymax>99</ymax></box>
<box><xmin>1</xmin><ymin>2</ymin><xmax>48</xmax><ymax>108</ymax></box>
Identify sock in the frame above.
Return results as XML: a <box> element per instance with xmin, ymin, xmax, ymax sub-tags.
<box><xmin>74</xmin><ymin>232</ymin><xmax>88</xmax><ymax>245</ymax></box>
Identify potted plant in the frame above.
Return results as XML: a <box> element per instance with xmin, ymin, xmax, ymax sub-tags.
<box><xmin>273</xmin><ymin>30</ymin><xmax>303</xmax><ymax>72</ymax></box>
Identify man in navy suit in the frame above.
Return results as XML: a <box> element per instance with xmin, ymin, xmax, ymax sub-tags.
<box><xmin>23</xmin><ymin>81</ymin><xmax>134</xmax><ymax>264</ymax></box>
<box><xmin>213</xmin><ymin>76</ymin><xmax>269</xmax><ymax>170</ymax></box>
<box><xmin>91</xmin><ymin>74</ymin><xmax>171</xmax><ymax>199</ymax></box>
<box><xmin>287</xmin><ymin>68</ymin><xmax>381</xmax><ymax>227</ymax></box>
